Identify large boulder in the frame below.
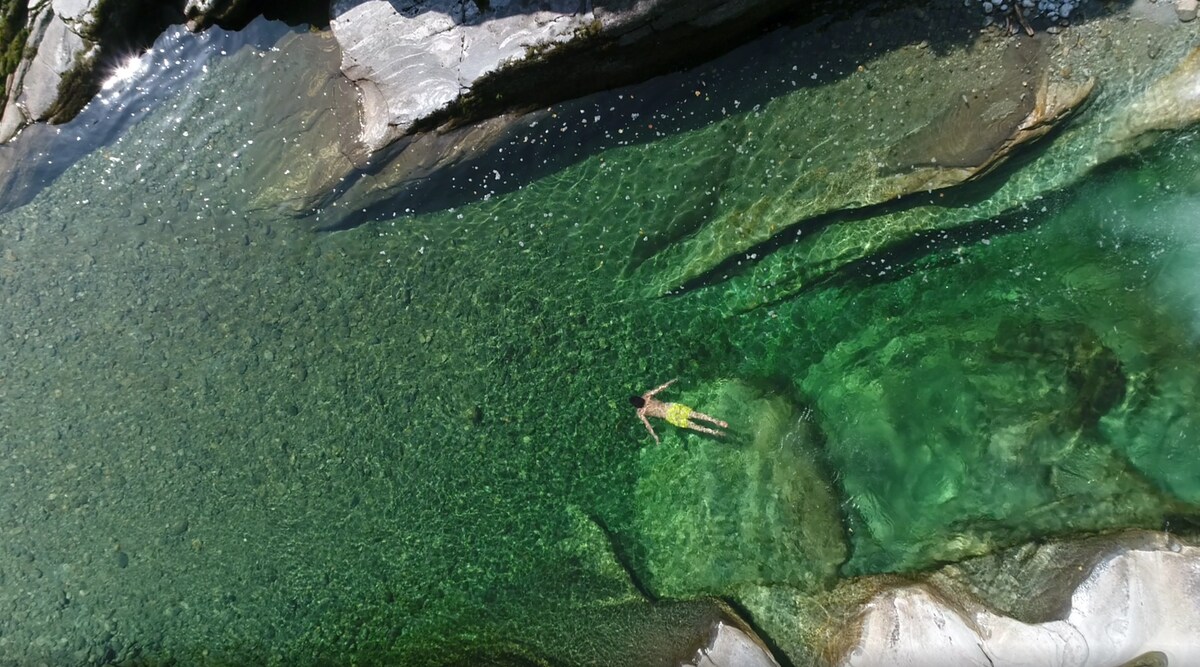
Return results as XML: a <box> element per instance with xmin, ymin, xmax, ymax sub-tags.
<box><xmin>329</xmin><ymin>0</ymin><xmax>807</xmax><ymax>154</ymax></box>
<box><xmin>0</xmin><ymin>1</ymin><xmax>93</xmax><ymax>143</ymax></box>
<box><xmin>824</xmin><ymin>531</ymin><xmax>1200</xmax><ymax>667</ymax></box>
<box><xmin>0</xmin><ymin>0</ymin><xmax>181</xmax><ymax>143</ymax></box>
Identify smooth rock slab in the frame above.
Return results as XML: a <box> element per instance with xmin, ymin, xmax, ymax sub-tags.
<box><xmin>682</xmin><ymin>621</ymin><xmax>781</xmax><ymax>667</ymax></box>
<box><xmin>331</xmin><ymin>0</ymin><xmax>592</xmax><ymax>152</ymax></box>
<box><xmin>0</xmin><ymin>4</ymin><xmax>93</xmax><ymax>143</ymax></box>
<box><xmin>837</xmin><ymin>533</ymin><xmax>1200</xmax><ymax>667</ymax></box>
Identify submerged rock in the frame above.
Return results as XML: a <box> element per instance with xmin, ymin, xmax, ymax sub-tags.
<box><xmin>1101</xmin><ymin>45</ymin><xmax>1200</xmax><ymax>158</ymax></box>
<box><xmin>631</xmin><ymin>379</ymin><xmax>846</xmax><ymax>598</ymax></box>
<box><xmin>686</xmin><ymin>12</ymin><xmax>1200</xmax><ymax>314</ymax></box>
<box><xmin>881</xmin><ymin>47</ymin><xmax>1094</xmax><ymax>195</ymax></box>
<box><xmin>627</xmin><ymin>7</ymin><xmax>1200</xmax><ymax>303</ymax></box>
<box><xmin>631</xmin><ymin>23</ymin><xmax>1099</xmax><ymax>296</ymax></box>
<box><xmin>827</xmin><ymin>531</ymin><xmax>1200</xmax><ymax>667</ymax></box>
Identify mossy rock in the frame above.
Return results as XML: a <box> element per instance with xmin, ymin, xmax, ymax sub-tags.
<box><xmin>630</xmin><ymin>379</ymin><xmax>847</xmax><ymax>599</ymax></box>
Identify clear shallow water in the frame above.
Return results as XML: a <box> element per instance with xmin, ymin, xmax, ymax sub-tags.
<box><xmin>1</xmin><ymin>14</ymin><xmax>1200</xmax><ymax>667</ymax></box>
<box><xmin>0</xmin><ymin>22</ymin><xmax>297</xmax><ymax>216</ymax></box>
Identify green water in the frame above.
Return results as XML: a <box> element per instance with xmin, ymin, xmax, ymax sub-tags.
<box><xmin>2</xmin><ymin>16</ymin><xmax>1200</xmax><ymax>667</ymax></box>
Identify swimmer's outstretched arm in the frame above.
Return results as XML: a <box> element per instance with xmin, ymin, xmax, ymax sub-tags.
<box><xmin>646</xmin><ymin>378</ymin><xmax>678</xmax><ymax>397</ymax></box>
<box><xmin>638</xmin><ymin>411</ymin><xmax>660</xmax><ymax>444</ymax></box>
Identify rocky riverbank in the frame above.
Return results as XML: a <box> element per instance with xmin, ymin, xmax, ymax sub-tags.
<box><xmin>0</xmin><ymin>0</ymin><xmax>826</xmax><ymax>148</ymax></box>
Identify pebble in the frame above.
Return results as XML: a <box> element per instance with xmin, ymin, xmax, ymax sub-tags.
<box><xmin>1178</xmin><ymin>0</ymin><xmax>1198</xmax><ymax>21</ymax></box>
<box><xmin>974</xmin><ymin>0</ymin><xmax>1082</xmax><ymax>21</ymax></box>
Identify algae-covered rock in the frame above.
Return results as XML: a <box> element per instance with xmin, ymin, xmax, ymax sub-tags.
<box><xmin>634</xmin><ymin>29</ymin><xmax>1095</xmax><ymax>296</ymax></box>
<box><xmin>634</xmin><ymin>10</ymin><xmax>1200</xmax><ymax>308</ymax></box>
<box><xmin>631</xmin><ymin>380</ymin><xmax>846</xmax><ymax>598</ymax></box>
<box><xmin>807</xmin><ymin>315</ymin><xmax>1170</xmax><ymax>574</ymax></box>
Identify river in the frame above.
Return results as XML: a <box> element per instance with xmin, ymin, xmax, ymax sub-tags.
<box><xmin>1</xmin><ymin>9</ymin><xmax>1198</xmax><ymax>667</ymax></box>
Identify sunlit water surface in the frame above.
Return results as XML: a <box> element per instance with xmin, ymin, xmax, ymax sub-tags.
<box><xmin>1</xmin><ymin>16</ymin><xmax>1199</xmax><ymax>667</ymax></box>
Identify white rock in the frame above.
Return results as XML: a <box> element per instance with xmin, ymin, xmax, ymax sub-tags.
<box><xmin>1177</xmin><ymin>0</ymin><xmax>1198</xmax><ymax>21</ymax></box>
<box><xmin>681</xmin><ymin>621</ymin><xmax>781</xmax><ymax>667</ymax></box>
<box><xmin>839</xmin><ymin>540</ymin><xmax>1200</xmax><ymax>667</ymax></box>
<box><xmin>331</xmin><ymin>0</ymin><xmax>593</xmax><ymax>152</ymax></box>
<box><xmin>51</xmin><ymin>0</ymin><xmax>94</xmax><ymax>23</ymax></box>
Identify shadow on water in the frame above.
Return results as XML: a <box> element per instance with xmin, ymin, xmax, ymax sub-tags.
<box><xmin>0</xmin><ymin>20</ymin><xmax>297</xmax><ymax>214</ymax></box>
<box><xmin>657</xmin><ymin>111</ymin><xmax>1090</xmax><ymax>307</ymax></box>
<box><xmin>318</xmin><ymin>0</ymin><xmax>1135</xmax><ymax>232</ymax></box>
<box><xmin>2</xmin><ymin>0</ymin><xmax>1136</xmax><ymax>227</ymax></box>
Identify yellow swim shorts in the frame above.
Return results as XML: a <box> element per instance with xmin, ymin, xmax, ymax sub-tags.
<box><xmin>665</xmin><ymin>403</ymin><xmax>692</xmax><ymax>428</ymax></box>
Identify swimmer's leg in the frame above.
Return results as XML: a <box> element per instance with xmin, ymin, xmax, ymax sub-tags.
<box><xmin>686</xmin><ymin>422</ymin><xmax>726</xmax><ymax>438</ymax></box>
<box><xmin>690</xmin><ymin>411</ymin><xmax>728</xmax><ymax>429</ymax></box>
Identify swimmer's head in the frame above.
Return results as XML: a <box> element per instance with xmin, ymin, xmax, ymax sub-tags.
<box><xmin>629</xmin><ymin>395</ymin><xmax>645</xmax><ymax>408</ymax></box>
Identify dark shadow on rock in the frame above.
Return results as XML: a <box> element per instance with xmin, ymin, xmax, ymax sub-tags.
<box><xmin>45</xmin><ymin>0</ymin><xmax>185</xmax><ymax>125</ymax></box>
<box><xmin>187</xmin><ymin>0</ymin><xmax>333</xmax><ymax>29</ymax></box>
<box><xmin>323</xmin><ymin>0</ymin><xmax>1134</xmax><ymax>232</ymax></box>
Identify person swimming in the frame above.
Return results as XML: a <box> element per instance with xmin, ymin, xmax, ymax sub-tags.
<box><xmin>630</xmin><ymin>378</ymin><xmax>728</xmax><ymax>444</ymax></box>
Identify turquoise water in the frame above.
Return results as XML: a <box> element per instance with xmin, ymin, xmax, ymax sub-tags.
<box><xmin>2</xmin><ymin>14</ymin><xmax>1200</xmax><ymax>667</ymax></box>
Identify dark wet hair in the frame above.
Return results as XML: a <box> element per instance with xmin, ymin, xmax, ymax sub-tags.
<box><xmin>629</xmin><ymin>395</ymin><xmax>645</xmax><ymax>408</ymax></box>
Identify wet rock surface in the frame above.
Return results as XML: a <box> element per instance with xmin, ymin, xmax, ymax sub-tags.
<box><xmin>658</xmin><ymin>4</ymin><xmax>1200</xmax><ymax>312</ymax></box>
